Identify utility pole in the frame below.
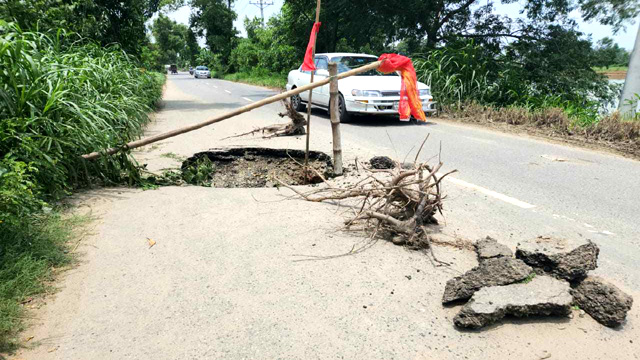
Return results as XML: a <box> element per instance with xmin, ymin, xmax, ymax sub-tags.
<box><xmin>619</xmin><ymin>22</ymin><xmax>640</xmax><ymax>117</ymax></box>
<box><xmin>250</xmin><ymin>0</ymin><xmax>273</xmax><ymax>26</ymax></box>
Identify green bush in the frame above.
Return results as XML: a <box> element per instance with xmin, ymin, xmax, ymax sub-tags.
<box><xmin>0</xmin><ymin>23</ymin><xmax>164</xmax><ymax>198</ymax></box>
<box><xmin>414</xmin><ymin>37</ymin><xmax>612</xmax><ymax>127</ymax></box>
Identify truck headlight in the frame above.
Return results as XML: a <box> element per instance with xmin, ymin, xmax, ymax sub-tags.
<box><xmin>419</xmin><ymin>89</ymin><xmax>431</xmax><ymax>96</ymax></box>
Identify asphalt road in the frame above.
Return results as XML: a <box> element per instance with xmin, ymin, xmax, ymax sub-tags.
<box><xmin>16</xmin><ymin>73</ymin><xmax>639</xmax><ymax>360</ymax></box>
<box><xmin>168</xmin><ymin>73</ymin><xmax>640</xmax><ymax>289</ymax></box>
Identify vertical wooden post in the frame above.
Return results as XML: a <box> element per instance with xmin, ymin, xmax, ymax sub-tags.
<box><xmin>328</xmin><ymin>62</ymin><xmax>343</xmax><ymax>175</ymax></box>
<box><xmin>304</xmin><ymin>0</ymin><xmax>322</xmax><ymax>170</ymax></box>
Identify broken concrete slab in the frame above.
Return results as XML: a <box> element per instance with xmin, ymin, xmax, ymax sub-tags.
<box><xmin>454</xmin><ymin>276</ymin><xmax>573</xmax><ymax>329</ymax></box>
<box><xmin>571</xmin><ymin>276</ymin><xmax>633</xmax><ymax>327</ymax></box>
<box><xmin>515</xmin><ymin>239</ymin><xmax>599</xmax><ymax>281</ymax></box>
<box><xmin>475</xmin><ymin>236</ymin><xmax>512</xmax><ymax>261</ymax></box>
<box><xmin>442</xmin><ymin>257</ymin><xmax>533</xmax><ymax>304</ymax></box>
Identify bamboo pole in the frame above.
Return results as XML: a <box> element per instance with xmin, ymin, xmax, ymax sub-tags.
<box><xmin>304</xmin><ymin>0</ymin><xmax>322</xmax><ymax>169</ymax></box>
<box><xmin>328</xmin><ymin>62</ymin><xmax>342</xmax><ymax>175</ymax></box>
<box><xmin>82</xmin><ymin>60</ymin><xmax>383</xmax><ymax>160</ymax></box>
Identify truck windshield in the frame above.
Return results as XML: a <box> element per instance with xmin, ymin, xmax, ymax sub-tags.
<box><xmin>331</xmin><ymin>56</ymin><xmax>397</xmax><ymax>76</ymax></box>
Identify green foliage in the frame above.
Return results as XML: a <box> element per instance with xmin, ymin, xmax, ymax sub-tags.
<box><xmin>593</xmin><ymin>37</ymin><xmax>631</xmax><ymax>68</ymax></box>
<box><xmin>228</xmin><ymin>17</ymin><xmax>298</xmax><ymax>75</ymax></box>
<box><xmin>0</xmin><ymin>0</ymin><xmax>154</xmax><ymax>56</ymax></box>
<box><xmin>521</xmin><ymin>272</ymin><xmax>536</xmax><ymax>284</ymax></box>
<box><xmin>414</xmin><ymin>31</ymin><xmax>613</xmax><ymax>126</ymax></box>
<box><xmin>223</xmin><ymin>71</ymin><xmax>287</xmax><ymax>89</ymax></box>
<box><xmin>189</xmin><ymin>0</ymin><xmax>238</xmax><ymax>67</ymax></box>
<box><xmin>0</xmin><ymin>24</ymin><xmax>165</xmax><ymax>198</ymax></box>
<box><xmin>195</xmin><ymin>49</ymin><xmax>224</xmax><ymax>77</ymax></box>
<box><xmin>151</xmin><ymin>14</ymin><xmax>198</xmax><ymax>68</ymax></box>
<box><xmin>0</xmin><ymin>210</ymin><xmax>77</xmax><ymax>351</ymax></box>
<box><xmin>182</xmin><ymin>157</ymin><xmax>216</xmax><ymax>186</ymax></box>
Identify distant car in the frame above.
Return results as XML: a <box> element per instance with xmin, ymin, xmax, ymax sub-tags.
<box><xmin>286</xmin><ymin>52</ymin><xmax>435</xmax><ymax>122</ymax></box>
<box><xmin>194</xmin><ymin>66</ymin><xmax>211</xmax><ymax>79</ymax></box>
<box><xmin>189</xmin><ymin>67</ymin><xmax>194</xmax><ymax>75</ymax></box>
<box><xmin>169</xmin><ymin>64</ymin><xmax>178</xmax><ymax>74</ymax></box>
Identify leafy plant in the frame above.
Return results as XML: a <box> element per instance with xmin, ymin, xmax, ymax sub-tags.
<box><xmin>182</xmin><ymin>157</ymin><xmax>216</xmax><ymax>187</ymax></box>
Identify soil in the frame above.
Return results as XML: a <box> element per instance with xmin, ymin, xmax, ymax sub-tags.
<box><xmin>601</xmin><ymin>70</ymin><xmax>627</xmax><ymax>80</ymax></box>
<box><xmin>181</xmin><ymin>147</ymin><xmax>333</xmax><ymax>188</ymax></box>
<box><xmin>434</xmin><ymin>117</ymin><xmax>640</xmax><ymax>160</ymax></box>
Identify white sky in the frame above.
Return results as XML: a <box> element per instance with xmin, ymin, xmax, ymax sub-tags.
<box><xmin>163</xmin><ymin>0</ymin><xmax>637</xmax><ymax>50</ymax></box>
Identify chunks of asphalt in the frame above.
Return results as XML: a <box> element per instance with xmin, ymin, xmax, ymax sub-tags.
<box><xmin>442</xmin><ymin>257</ymin><xmax>533</xmax><ymax>304</ymax></box>
<box><xmin>475</xmin><ymin>236</ymin><xmax>512</xmax><ymax>261</ymax></box>
<box><xmin>571</xmin><ymin>276</ymin><xmax>634</xmax><ymax>328</ymax></box>
<box><xmin>454</xmin><ymin>276</ymin><xmax>573</xmax><ymax>329</ymax></box>
<box><xmin>369</xmin><ymin>156</ymin><xmax>395</xmax><ymax>169</ymax></box>
<box><xmin>515</xmin><ymin>239</ymin><xmax>599</xmax><ymax>281</ymax></box>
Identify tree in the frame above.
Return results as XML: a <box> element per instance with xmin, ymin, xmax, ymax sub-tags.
<box><xmin>593</xmin><ymin>38</ymin><xmax>632</xmax><ymax>68</ymax></box>
<box><xmin>578</xmin><ymin>0</ymin><xmax>640</xmax><ymax>32</ymax></box>
<box><xmin>189</xmin><ymin>0</ymin><xmax>238</xmax><ymax>67</ymax></box>
<box><xmin>0</xmin><ymin>0</ymin><xmax>166</xmax><ymax>56</ymax></box>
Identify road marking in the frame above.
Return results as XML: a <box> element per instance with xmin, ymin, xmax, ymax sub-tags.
<box><xmin>213</xmin><ymin>85</ymin><xmax>218</xmax><ymax>88</ymax></box>
<box><xmin>224</xmin><ymin>90</ymin><xmax>231</xmax><ymax>94</ymax></box>
<box><xmin>439</xmin><ymin>173</ymin><xmax>536</xmax><ymax>209</ymax></box>
<box><xmin>242</xmin><ymin>97</ymin><xmax>253</xmax><ymax>102</ymax></box>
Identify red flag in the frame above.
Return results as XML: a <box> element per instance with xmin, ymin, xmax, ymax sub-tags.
<box><xmin>301</xmin><ymin>22</ymin><xmax>322</xmax><ymax>71</ymax></box>
<box><xmin>377</xmin><ymin>54</ymin><xmax>427</xmax><ymax>122</ymax></box>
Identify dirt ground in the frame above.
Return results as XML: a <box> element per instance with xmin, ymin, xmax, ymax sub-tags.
<box><xmin>9</xmin><ymin>80</ymin><xmax>639</xmax><ymax>360</ymax></box>
<box><xmin>435</xmin><ymin>116</ymin><xmax>640</xmax><ymax>161</ymax></box>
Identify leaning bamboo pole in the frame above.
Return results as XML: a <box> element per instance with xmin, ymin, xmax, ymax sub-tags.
<box><xmin>304</xmin><ymin>0</ymin><xmax>322</xmax><ymax>169</ymax></box>
<box><xmin>82</xmin><ymin>60</ymin><xmax>384</xmax><ymax>160</ymax></box>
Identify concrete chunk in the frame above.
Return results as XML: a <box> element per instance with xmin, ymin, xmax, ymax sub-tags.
<box><xmin>516</xmin><ymin>239</ymin><xmax>599</xmax><ymax>281</ymax></box>
<box><xmin>442</xmin><ymin>257</ymin><xmax>533</xmax><ymax>304</ymax></box>
<box><xmin>572</xmin><ymin>276</ymin><xmax>633</xmax><ymax>327</ymax></box>
<box><xmin>454</xmin><ymin>276</ymin><xmax>573</xmax><ymax>329</ymax></box>
<box><xmin>475</xmin><ymin>236</ymin><xmax>512</xmax><ymax>261</ymax></box>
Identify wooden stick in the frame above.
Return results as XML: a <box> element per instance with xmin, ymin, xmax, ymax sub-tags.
<box><xmin>82</xmin><ymin>60</ymin><xmax>383</xmax><ymax>160</ymax></box>
<box><xmin>304</xmin><ymin>0</ymin><xmax>322</xmax><ymax>169</ymax></box>
<box><xmin>328</xmin><ymin>62</ymin><xmax>343</xmax><ymax>175</ymax></box>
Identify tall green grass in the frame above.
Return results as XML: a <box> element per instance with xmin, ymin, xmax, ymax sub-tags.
<box><xmin>0</xmin><ymin>22</ymin><xmax>165</xmax><ymax>350</ymax></box>
<box><xmin>413</xmin><ymin>42</ymin><xmax>610</xmax><ymax>127</ymax></box>
<box><xmin>0</xmin><ymin>23</ymin><xmax>164</xmax><ymax>197</ymax></box>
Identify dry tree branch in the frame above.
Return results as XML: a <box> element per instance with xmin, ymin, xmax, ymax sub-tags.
<box><xmin>279</xmin><ymin>144</ymin><xmax>455</xmax><ymax>263</ymax></box>
<box><xmin>221</xmin><ymin>100</ymin><xmax>307</xmax><ymax>140</ymax></box>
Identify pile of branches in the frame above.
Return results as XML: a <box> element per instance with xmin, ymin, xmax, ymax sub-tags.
<box><xmin>224</xmin><ymin>100</ymin><xmax>306</xmax><ymax>139</ymax></box>
<box><xmin>279</xmin><ymin>146</ymin><xmax>455</xmax><ymax>263</ymax></box>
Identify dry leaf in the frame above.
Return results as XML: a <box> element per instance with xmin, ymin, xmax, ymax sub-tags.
<box><xmin>47</xmin><ymin>347</ymin><xmax>58</xmax><ymax>353</ymax></box>
<box><xmin>147</xmin><ymin>238</ymin><xmax>156</xmax><ymax>249</ymax></box>
<box><xmin>26</xmin><ymin>336</ymin><xmax>34</xmax><ymax>342</ymax></box>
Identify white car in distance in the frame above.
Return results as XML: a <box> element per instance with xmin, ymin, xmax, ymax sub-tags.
<box><xmin>286</xmin><ymin>53</ymin><xmax>435</xmax><ymax>123</ymax></box>
<box><xmin>194</xmin><ymin>66</ymin><xmax>211</xmax><ymax>79</ymax></box>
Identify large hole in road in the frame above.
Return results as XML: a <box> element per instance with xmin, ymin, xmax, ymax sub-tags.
<box><xmin>181</xmin><ymin>147</ymin><xmax>333</xmax><ymax>188</ymax></box>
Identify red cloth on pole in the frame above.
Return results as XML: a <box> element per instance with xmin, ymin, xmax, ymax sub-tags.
<box><xmin>301</xmin><ymin>22</ymin><xmax>322</xmax><ymax>71</ymax></box>
<box><xmin>377</xmin><ymin>54</ymin><xmax>427</xmax><ymax>121</ymax></box>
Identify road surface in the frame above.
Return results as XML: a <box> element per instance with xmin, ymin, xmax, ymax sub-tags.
<box><xmin>169</xmin><ymin>73</ymin><xmax>640</xmax><ymax>290</ymax></box>
<box><xmin>14</xmin><ymin>73</ymin><xmax>639</xmax><ymax>360</ymax></box>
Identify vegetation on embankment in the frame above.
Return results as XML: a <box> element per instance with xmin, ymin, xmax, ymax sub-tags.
<box><xmin>412</xmin><ymin>40</ymin><xmax>639</xmax><ymax>158</ymax></box>
<box><xmin>222</xmin><ymin>71</ymin><xmax>287</xmax><ymax>90</ymax></box>
<box><xmin>0</xmin><ymin>24</ymin><xmax>165</xmax><ymax>350</ymax></box>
